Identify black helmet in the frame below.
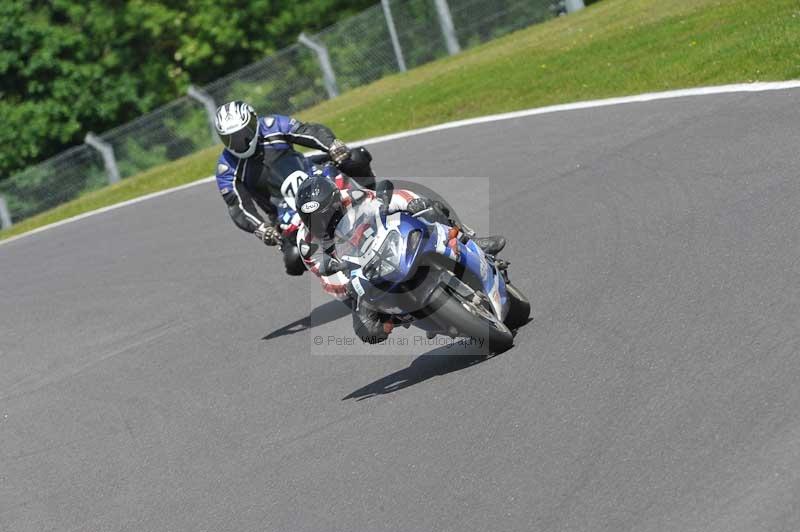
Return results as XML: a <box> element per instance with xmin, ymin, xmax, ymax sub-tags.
<box><xmin>214</xmin><ymin>101</ymin><xmax>259</xmax><ymax>158</ymax></box>
<box><xmin>296</xmin><ymin>175</ymin><xmax>343</xmax><ymax>239</ymax></box>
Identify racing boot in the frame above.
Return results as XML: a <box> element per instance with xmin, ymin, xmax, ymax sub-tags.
<box><xmin>407</xmin><ymin>199</ymin><xmax>506</xmax><ymax>256</ymax></box>
<box><xmin>473</xmin><ymin>236</ymin><xmax>506</xmax><ymax>256</ymax></box>
<box><xmin>352</xmin><ymin>304</ymin><xmax>390</xmax><ymax>344</ymax></box>
<box><xmin>452</xmin><ymin>223</ymin><xmax>506</xmax><ymax>256</ymax></box>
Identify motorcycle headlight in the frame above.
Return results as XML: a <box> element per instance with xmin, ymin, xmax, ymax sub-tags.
<box><xmin>406</xmin><ymin>229</ymin><xmax>422</xmax><ymax>258</ymax></box>
<box><xmin>364</xmin><ymin>230</ymin><xmax>403</xmax><ymax>280</ymax></box>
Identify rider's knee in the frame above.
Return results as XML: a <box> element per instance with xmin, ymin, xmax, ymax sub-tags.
<box><xmin>283</xmin><ymin>245</ymin><xmax>305</xmax><ymax>276</ymax></box>
<box><xmin>352</xmin><ymin>309</ymin><xmax>388</xmax><ymax>344</ymax></box>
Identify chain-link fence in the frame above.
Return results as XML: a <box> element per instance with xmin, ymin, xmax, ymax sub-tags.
<box><xmin>0</xmin><ymin>145</ymin><xmax>105</xmax><ymax>223</ymax></box>
<box><xmin>99</xmin><ymin>97</ymin><xmax>216</xmax><ymax>180</ymax></box>
<box><xmin>204</xmin><ymin>45</ymin><xmax>327</xmax><ymax>118</ymax></box>
<box><xmin>0</xmin><ymin>0</ymin><xmax>573</xmax><ymax>228</ymax></box>
<box><xmin>451</xmin><ymin>0</ymin><xmax>555</xmax><ymax>47</ymax></box>
<box><xmin>316</xmin><ymin>3</ymin><xmax>401</xmax><ymax>93</ymax></box>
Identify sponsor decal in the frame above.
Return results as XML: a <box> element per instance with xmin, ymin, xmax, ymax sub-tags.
<box><xmin>350</xmin><ymin>277</ymin><xmax>366</xmax><ymax>297</ymax></box>
<box><xmin>217</xmin><ymin>163</ymin><xmax>229</xmax><ymax>175</ymax></box>
<box><xmin>265</xmin><ymin>116</ymin><xmax>275</xmax><ymax>127</ymax></box>
<box><xmin>434</xmin><ymin>224</ymin><xmax>447</xmax><ymax>254</ymax></box>
<box><xmin>301</xmin><ymin>201</ymin><xmax>320</xmax><ymax>213</ymax></box>
<box><xmin>220</xmin><ymin>187</ymin><xmax>231</xmax><ymax>195</ymax></box>
<box><xmin>479</xmin><ymin>252</ymin><xmax>489</xmax><ymax>280</ymax></box>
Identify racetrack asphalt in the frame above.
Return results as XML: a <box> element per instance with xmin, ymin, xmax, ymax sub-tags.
<box><xmin>2</xmin><ymin>88</ymin><xmax>800</xmax><ymax>531</ymax></box>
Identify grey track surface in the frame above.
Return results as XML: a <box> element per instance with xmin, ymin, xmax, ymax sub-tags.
<box><xmin>2</xmin><ymin>89</ymin><xmax>800</xmax><ymax>532</ymax></box>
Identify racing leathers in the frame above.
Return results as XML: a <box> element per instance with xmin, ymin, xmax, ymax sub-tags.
<box><xmin>215</xmin><ymin>115</ymin><xmax>345</xmax><ymax>235</ymax></box>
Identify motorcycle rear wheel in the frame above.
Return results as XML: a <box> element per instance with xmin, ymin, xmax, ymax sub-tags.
<box><xmin>282</xmin><ymin>241</ymin><xmax>306</xmax><ymax>276</ymax></box>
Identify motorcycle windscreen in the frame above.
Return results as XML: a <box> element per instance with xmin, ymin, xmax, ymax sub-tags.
<box><xmin>333</xmin><ymin>201</ymin><xmax>383</xmax><ymax>267</ymax></box>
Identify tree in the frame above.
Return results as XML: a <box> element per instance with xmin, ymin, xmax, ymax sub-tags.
<box><xmin>0</xmin><ymin>0</ymin><xmax>375</xmax><ymax>178</ymax></box>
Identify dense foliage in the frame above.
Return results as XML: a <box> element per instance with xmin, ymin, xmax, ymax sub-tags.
<box><xmin>0</xmin><ymin>0</ymin><xmax>374</xmax><ymax>178</ymax></box>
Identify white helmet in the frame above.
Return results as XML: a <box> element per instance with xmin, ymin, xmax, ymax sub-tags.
<box><xmin>214</xmin><ymin>101</ymin><xmax>259</xmax><ymax>158</ymax></box>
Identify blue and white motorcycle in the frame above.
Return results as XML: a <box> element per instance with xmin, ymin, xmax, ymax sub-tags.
<box><xmin>334</xmin><ymin>183</ymin><xmax>530</xmax><ymax>352</ymax></box>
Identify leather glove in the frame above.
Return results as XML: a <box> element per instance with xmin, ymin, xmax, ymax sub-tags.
<box><xmin>254</xmin><ymin>222</ymin><xmax>280</xmax><ymax>246</ymax></box>
<box><xmin>329</xmin><ymin>139</ymin><xmax>351</xmax><ymax>165</ymax></box>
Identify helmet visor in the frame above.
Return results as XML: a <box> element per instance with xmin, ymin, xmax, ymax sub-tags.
<box><xmin>219</xmin><ymin>114</ymin><xmax>258</xmax><ymax>155</ymax></box>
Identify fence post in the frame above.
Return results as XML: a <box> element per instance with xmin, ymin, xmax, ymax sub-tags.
<box><xmin>0</xmin><ymin>195</ymin><xmax>11</xmax><ymax>229</ymax></box>
<box><xmin>433</xmin><ymin>0</ymin><xmax>460</xmax><ymax>55</ymax></box>
<box><xmin>382</xmin><ymin>0</ymin><xmax>407</xmax><ymax>72</ymax></box>
<box><xmin>187</xmin><ymin>85</ymin><xmax>220</xmax><ymax>144</ymax></box>
<box><xmin>565</xmin><ymin>0</ymin><xmax>585</xmax><ymax>13</ymax></box>
<box><xmin>298</xmin><ymin>33</ymin><xmax>339</xmax><ymax>99</ymax></box>
<box><xmin>84</xmin><ymin>133</ymin><xmax>121</xmax><ymax>185</ymax></box>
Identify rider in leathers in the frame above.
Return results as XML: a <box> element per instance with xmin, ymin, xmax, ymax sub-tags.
<box><xmin>295</xmin><ymin>175</ymin><xmax>506</xmax><ymax>344</ymax></box>
<box><xmin>213</xmin><ymin>100</ymin><xmax>374</xmax><ymax>273</ymax></box>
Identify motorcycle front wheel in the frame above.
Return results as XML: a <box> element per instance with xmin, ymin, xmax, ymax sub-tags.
<box><xmin>424</xmin><ymin>287</ymin><xmax>514</xmax><ymax>354</ymax></box>
<box><xmin>503</xmin><ymin>282</ymin><xmax>531</xmax><ymax>329</ymax></box>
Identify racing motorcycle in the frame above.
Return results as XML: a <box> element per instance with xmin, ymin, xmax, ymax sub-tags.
<box><xmin>335</xmin><ymin>182</ymin><xmax>530</xmax><ymax>352</ymax></box>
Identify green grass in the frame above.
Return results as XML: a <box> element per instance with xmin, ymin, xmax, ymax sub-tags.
<box><xmin>3</xmin><ymin>0</ymin><xmax>798</xmax><ymax>240</ymax></box>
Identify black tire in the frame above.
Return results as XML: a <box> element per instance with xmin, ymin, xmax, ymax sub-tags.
<box><xmin>427</xmin><ymin>287</ymin><xmax>514</xmax><ymax>353</ymax></box>
<box><xmin>504</xmin><ymin>282</ymin><xmax>531</xmax><ymax>329</ymax></box>
<box><xmin>282</xmin><ymin>244</ymin><xmax>306</xmax><ymax>276</ymax></box>
<box><xmin>284</xmin><ymin>260</ymin><xmax>306</xmax><ymax>276</ymax></box>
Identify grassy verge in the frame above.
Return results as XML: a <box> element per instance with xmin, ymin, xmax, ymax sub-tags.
<box><xmin>1</xmin><ymin>145</ymin><xmax>220</xmax><ymax>239</ymax></box>
<box><xmin>3</xmin><ymin>0</ymin><xmax>798</xmax><ymax>240</ymax></box>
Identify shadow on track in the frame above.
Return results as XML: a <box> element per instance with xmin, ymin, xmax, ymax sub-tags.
<box><xmin>263</xmin><ymin>300</ymin><xmax>351</xmax><ymax>340</ymax></box>
<box><xmin>343</xmin><ymin>346</ymin><xmax>497</xmax><ymax>401</ymax></box>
